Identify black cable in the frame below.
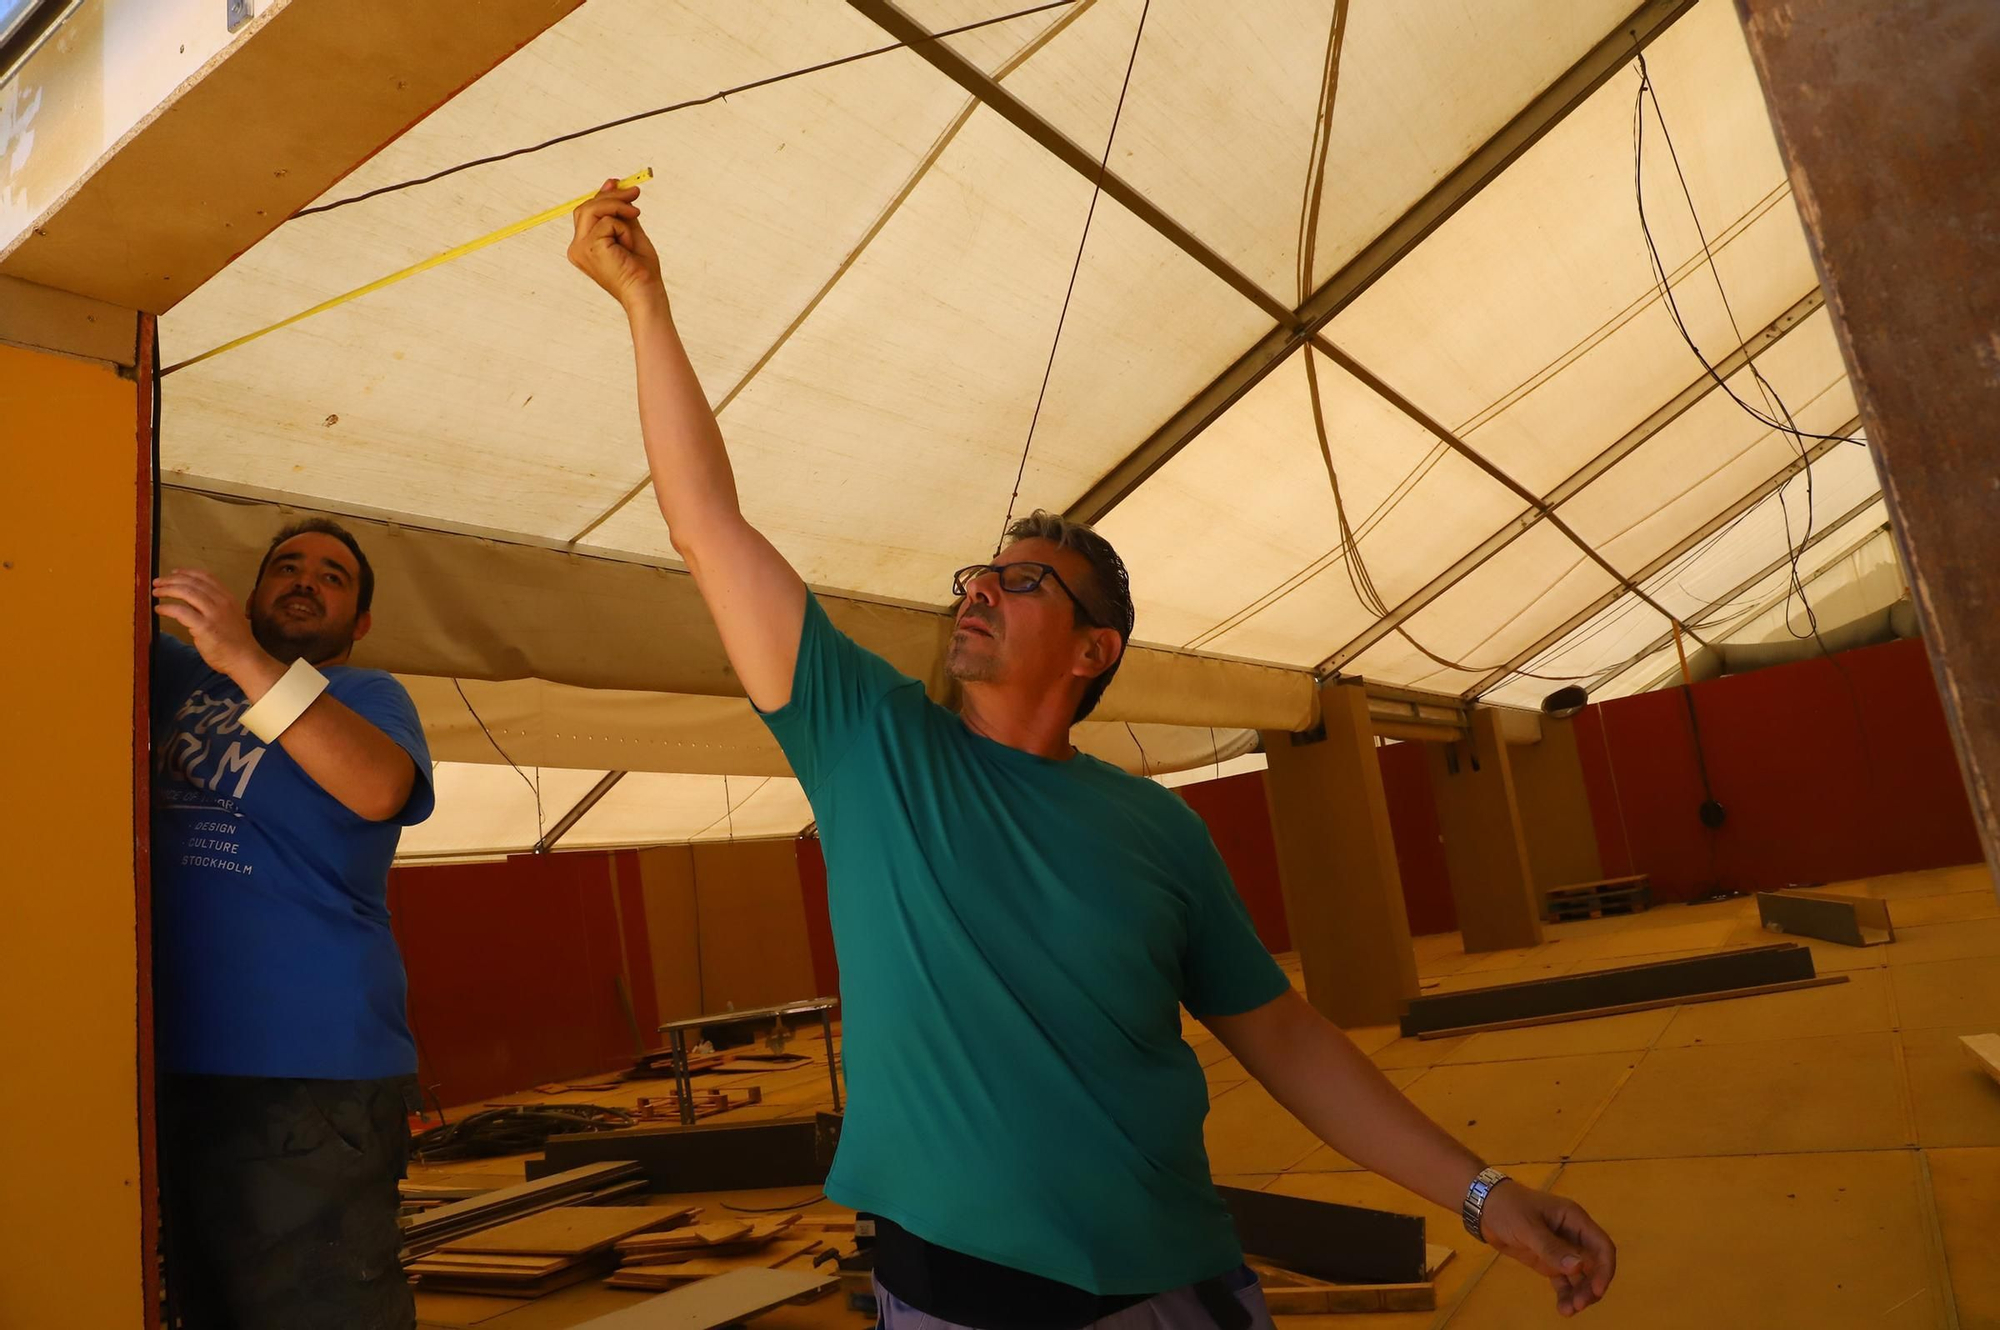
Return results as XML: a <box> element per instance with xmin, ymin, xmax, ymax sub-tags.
<box><xmin>1125</xmin><ymin>722</ymin><xmax>1152</xmax><ymax>777</ymax></box>
<box><xmin>293</xmin><ymin>1</ymin><xmax>1079</xmax><ymax>222</ymax></box>
<box><xmin>997</xmin><ymin>0</ymin><xmax>1151</xmax><ymax>549</ymax></box>
<box><xmin>1633</xmin><ymin>53</ymin><xmax>1850</xmax><ymax>647</ymax></box>
<box><xmin>410</xmin><ymin>1103</ymin><xmax>633</xmax><ymax>1161</ymax></box>
<box><xmin>1633</xmin><ymin>57</ymin><xmax>1865</xmax><ymax>456</ymax></box>
<box><xmin>451</xmin><ymin>678</ymin><xmax>543</xmax><ymax>836</ymax></box>
<box><xmin>1637</xmin><ymin>49</ymin><xmax>1879</xmax><ymax>754</ymax></box>
<box><xmin>722</xmin><ymin>1193</ymin><xmax>828</xmax><ymax>1214</ymax></box>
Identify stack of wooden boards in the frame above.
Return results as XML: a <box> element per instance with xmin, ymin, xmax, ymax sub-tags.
<box><xmin>401</xmin><ymin>1162</ymin><xmax>646</xmax><ymax>1260</ymax></box>
<box><xmin>606</xmin><ymin>1212</ymin><xmax>853</xmax><ymax>1291</ymax></box>
<box><xmin>407</xmin><ymin>1201</ymin><xmax>694</xmax><ymax>1298</ymax></box>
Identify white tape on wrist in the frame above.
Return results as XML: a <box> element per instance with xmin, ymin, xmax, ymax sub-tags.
<box><xmin>241</xmin><ymin>657</ymin><xmax>329</xmax><ymax>742</ymax></box>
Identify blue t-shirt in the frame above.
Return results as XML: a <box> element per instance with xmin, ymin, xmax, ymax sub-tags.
<box><xmin>760</xmin><ymin>595</ymin><xmax>1290</xmax><ymax>1296</ymax></box>
<box><xmin>150</xmin><ymin>635</ymin><xmax>434</xmax><ymax>1079</ymax></box>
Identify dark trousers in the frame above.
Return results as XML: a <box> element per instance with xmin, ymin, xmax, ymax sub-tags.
<box><xmin>159</xmin><ymin>1074</ymin><xmax>416</xmax><ymax>1330</ymax></box>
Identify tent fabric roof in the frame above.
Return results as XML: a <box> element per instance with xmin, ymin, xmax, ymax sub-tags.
<box><xmin>151</xmin><ymin>0</ymin><xmax>1902</xmax><ymax>853</ymax></box>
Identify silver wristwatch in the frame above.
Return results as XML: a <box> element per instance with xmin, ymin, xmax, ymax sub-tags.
<box><xmin>1461</xmin><ymin>1166</ymin><xmax>1510</xmax><ymax>1240</ymax></box>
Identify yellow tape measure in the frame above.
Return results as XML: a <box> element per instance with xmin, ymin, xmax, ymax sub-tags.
<box><xmin>163</xmin><ymin>168</ymin><xmax>653</xmax><ymax>376</ymax></box>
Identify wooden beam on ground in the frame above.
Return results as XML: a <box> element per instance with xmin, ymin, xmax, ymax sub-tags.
<box><xmin>1756</xmin><ymin>890</ymin><xmax>1893</xmax><ymax>948</ymax></box>
<box><xmin>1400</xmin><ymin>943</ymin><xmax>1820</xmax><ymax>1037</ymax></box>
<box><xmin>1215</xmin><ymin>1185</ymin><xmax>1427</xmax><ymax>1287</ymax></box>
<box><xmin>1417</xmin><ymin>975</ymin><xmax>1847</xmax><ymax>1040</ymax></box>
<box><xmin>0</xmin><ymin>0</ymin><xmax>589</xmax><ymax>312</ymax></box>
<box><xmin>1735</xmin><ymin>0</ymin><xmax>2000</xmax><ymax>884</ymax></box>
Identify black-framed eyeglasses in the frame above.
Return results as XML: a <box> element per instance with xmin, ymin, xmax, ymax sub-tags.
<box><xmin>950</xmin><ymin>561</ymin><xmax>1106</xmax><ymax>628</ymax></box>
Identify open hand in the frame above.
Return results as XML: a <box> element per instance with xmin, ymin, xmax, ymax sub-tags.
<box><xmin>153</xmin><ymin>568</ymin><xmax>265</xmax><ymax>680</ymax></box>
<box><xmin>1479</xmin><ymin>1182</ymin><xmax>1616</xmax><ymax>1316</ymax></box>
<box><xmin>567</xmin><ymin>179</ymin><xmax>665</xmax><ymax>313</ymax></box>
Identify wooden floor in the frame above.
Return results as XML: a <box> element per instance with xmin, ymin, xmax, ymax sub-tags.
<box><xmin>412</xmin><ymin>862</ymin><xmax>2000</xmax><ymax>1329</ymax></box>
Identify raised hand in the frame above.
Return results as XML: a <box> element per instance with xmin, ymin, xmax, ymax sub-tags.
<box><xmin>567</xmin><ymin>179</ymin><xmax>665</xmax><ymax>313</ymax></box>
<box><xmin>1479</xmin><ymin>1182</ymin><xmax>1617</xmax><ymax>1317</ymax></box>
<box><xmin>153</xmin><ymin>568</ymin><xmax>269</xmax><ymax>679</ymax></box>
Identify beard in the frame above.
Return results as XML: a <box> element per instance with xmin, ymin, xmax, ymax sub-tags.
<box><xmin>946</xmin><ymin>609</ymin><xmax>1002</xmax><ymax>683</ymax></box>
<box><xmin>946</xmin><ymin>635</ymin><xmax>1000</xmax><ymax>683</ymax></box>
<box><xmin>250</xmin><ymin>596</ymin><xmax>357</xmax><ymax>666</ymax></box>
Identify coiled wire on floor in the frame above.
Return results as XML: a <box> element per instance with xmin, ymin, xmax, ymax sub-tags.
<box><xmin>410</xmin><ymin>1104</ymin><xmax>635</xmax><ymax>1161</ymax></box>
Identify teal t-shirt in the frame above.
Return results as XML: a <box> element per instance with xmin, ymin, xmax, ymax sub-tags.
<box><xmin>759</xmin><ymin>594</ymin><xmax>1290</xmax><ymax>1295</ymax></box>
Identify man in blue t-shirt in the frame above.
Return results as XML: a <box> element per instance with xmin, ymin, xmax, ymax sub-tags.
<box><xmin>151</xmin><ymin>517</ymin><xmax>434</xmax><ymax>1330</ymax></box>
<box><xmin>568</xmin><ymin>183</ymin><xmax>1617</xmax><ymax>1327</ymax></box>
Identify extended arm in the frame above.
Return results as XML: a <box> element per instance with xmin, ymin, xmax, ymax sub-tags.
<box><xmin>568</xmin><ymin>181</ymin><xmax>806</xmax><ymax>712</ymax></box>
<box><xmin>1204</xmin><ymin>989</ymin><xmax>1616</xmax><ymax>1317</ymax></box>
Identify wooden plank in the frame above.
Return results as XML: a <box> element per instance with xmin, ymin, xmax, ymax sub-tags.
<box><xmin>573</xmin><ymin>1267</ymin><xmax>839</xmax><ymax>1326</ymax></box>
<box><xmin>1757</xmin><ymin>890</ymin><xmax>1893</xmax><ymax>947</ymax></box>
<box><xmin>606</xmin><ymin>1240</ymin><xmax>821</xmax><ymax>1286</ymax></box>
<box><xmin>1217</xmin><ymin>1185</ymin><xmax>1426</xmax><ymax>1286</ymax></box>
<box><xmin>0</xmin><ymin>275</ymin><xmax>138</xmax><ymax>366</ymax></box>
<box><xmin>404</xmin><ymin>1163</ymin><xmax>641</xmax><ymax>1238</ymax></box>
<box><xmin>415</xmin><ymin>1257</ymin><xmax>613</xmax><ymax>1300</ymax></box>
<box><xmin>442</xmin><ymin>1205</ymin><xmax>696</xmax><ymax>1256</ymax></box>
<box><xmin>0</xmin><ymin>0</ymin><xmax>591</xmax><ymax>313</ymax></box>
<box><xmin>615</xmin><ymin>1221</ymin><xmax>753</xmax><ymax>1253</ymax></box>
<box><xmin>1548</xmin><ymin>875</ymin><xmax>1650</xmax><ymax>895</ymax></box>
<box><xmin>1417</xmin><ymin>975</ymin><xmax>1849</xmax><ymax>1040</ymax></box>
<box><xmin>1248</xmin><ymin>1261</ymin><xmax>1435</xmax><ymax>1315</ymax></box>
<box><xmin>1399</xmin><ymin>944</ymin><xmax>1818</xmax><ymax>1036</ymax></box>
<box><xmin>1962</xmin><ymin>1034</ymin><xmax>2000</xmax><ymax>1089</ymax></box>
<box><xmin>1736</xmin><ymin>0</ymin><xmax>2000</xmax><ymax>879</ymax></box>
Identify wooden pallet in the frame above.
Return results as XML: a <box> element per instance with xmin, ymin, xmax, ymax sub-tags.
<box><xmin>1544</xmin><ymin>875</ymin><xmax>1652</xmax><ymax>922</ymax></box>
<box><xmin>634</xmin><ymin>1087</ymin><xmax>762</xmax><ymax>1122</ymax></box>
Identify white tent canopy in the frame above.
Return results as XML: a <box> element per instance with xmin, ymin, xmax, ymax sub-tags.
<box><xmin>152</xmin><ymin>0</ymin><xmax>1906</xmax><ymax>853</ymax></box>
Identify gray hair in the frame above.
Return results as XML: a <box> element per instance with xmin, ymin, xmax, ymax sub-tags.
<box><xmin>1001</xmin><ymin>510</ymin><xmax>1135</xmax><ymax>723</ymax></box>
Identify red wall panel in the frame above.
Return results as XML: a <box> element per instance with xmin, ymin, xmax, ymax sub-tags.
<box><xmin>389</xmin><ymin>640</ymin><xmax>1976</xmax><ymax>1107</ymax></box>
<box><xmin>1178</xmin><ymin>773</ymin><xmax>1292</xmax><ymax>952</ymax></box>
<box><xmin>389</xmin><ymin>852</ymin><xmax>638</xmax><ymax>1109</ymax></box>
<box><xmin>1574</xmin><ymin>637</ymin><xmax>1981</xmax><ymax>901</ymax></box>
<box><xmin>1378</xmin><ymin>741</ymin><xmax>1458</xmax><ymax>936</ymax></box>
<box><xmin>796</xmin><ymin>835</ymin><xmax>840</xmax><ymax>1001</ymax></box>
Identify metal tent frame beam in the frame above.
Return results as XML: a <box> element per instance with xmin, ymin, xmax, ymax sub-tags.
<box><xmin>1317</xmin><ymin>285</ymin><xmax>1825</xmax><ymax>674</ymax></box>
<box><xmin>1590</xmin><ymin>489</ymin><xmax>1886</xmax><ymax>697</ymax></box>
<box><xmin>1305</xmin><ymin>334</ymin><xmax>1712</xmax><ymax>655</ymax></box>
<box><xmin>533</xmin><ymin>770</ymin><xmax>629</xmax><ymax>854</ymax></box>
<box><xmin>1626</xmin><ymin>516</ymin><xmax>1894</xmax><ymax>694</ymax></box>
<box><xmin>848</xmin><ymin>0</ymin><xmax>1293</xmax><ymax>325</ymax></box>
<box><xmin>1461</xmin><ymin>411</ymin><xmax>1859</xmax><ymax>698</ymax></box>
<box><xmin>1058</xmin><ymin>0</ymin><xmax>1698</xmax><ymax>523</ymax></box>
<box><xmin>854</xmin><ymin>0</ymin><xmax>1707</xmax><ymax>665</ymax></box>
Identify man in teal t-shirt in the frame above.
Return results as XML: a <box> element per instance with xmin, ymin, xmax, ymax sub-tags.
<box><xmin>569</xmin><ymin>181</ymin><xmax>1618</xmax><ymax>1327</ymax></box>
